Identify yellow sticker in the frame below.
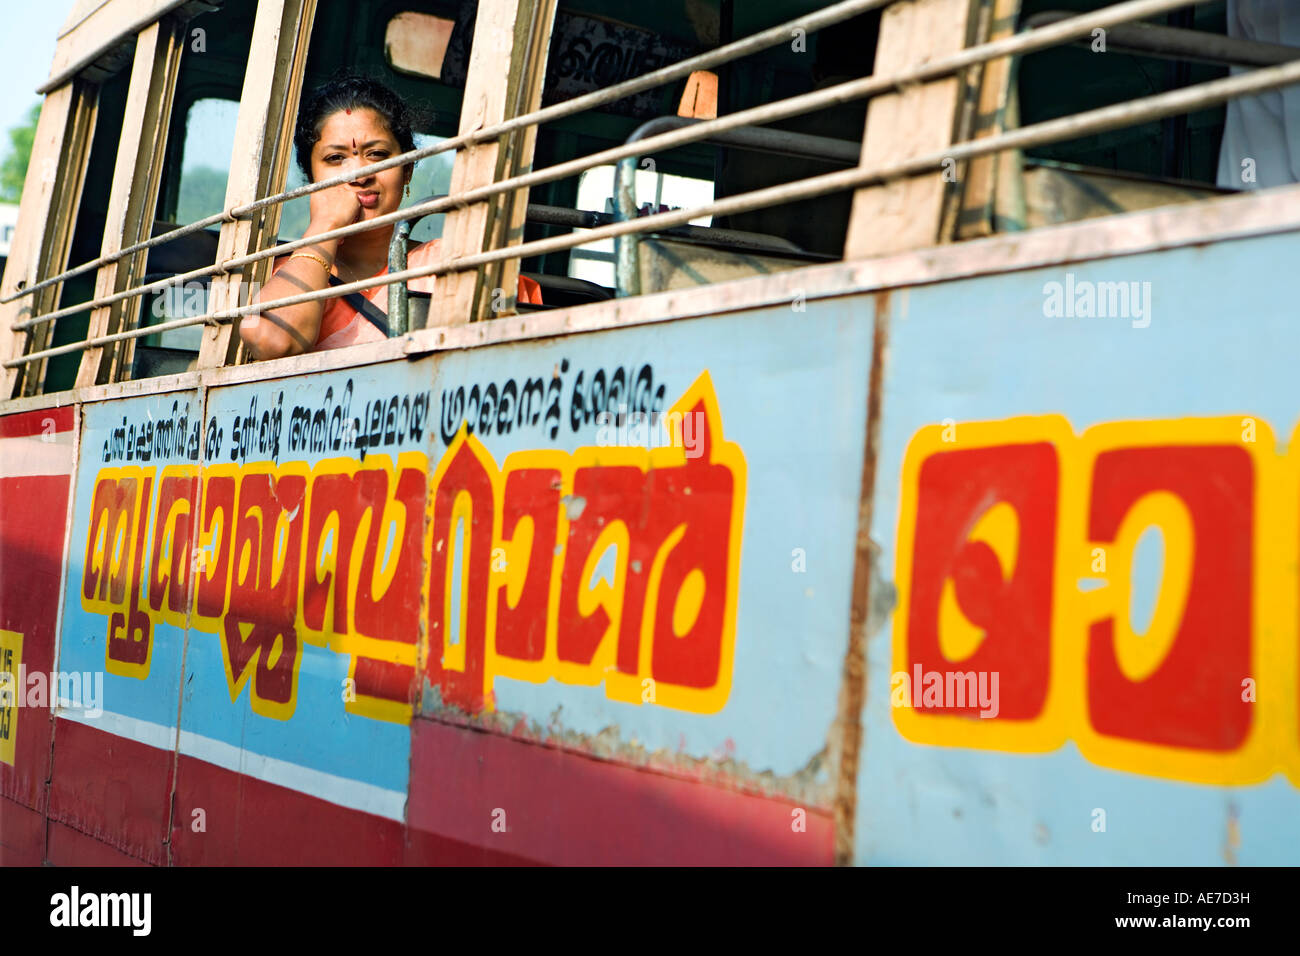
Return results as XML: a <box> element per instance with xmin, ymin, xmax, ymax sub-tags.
<box><xmin>0</xmin><ymin>629</ymin><xmax>22</xmax><ymax>766</ymax></box>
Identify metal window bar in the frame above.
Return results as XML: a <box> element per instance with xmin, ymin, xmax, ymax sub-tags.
<box><xmin>390</xmin><ymin>121</ymin><xmax>856</xmax><ymax>325</ymax></box>
<box><xmin>7</xmin><ymin>0</ymin><xmax>1297</xmax><ymax>368</ymax></box>
<box><xmin>7</xmin><ymin>0</ymin><xmax>1223</xmax><ymax>337</ymax></box>
<box><xmin>1024</xmin><ymin>11</ymin><xmax>1300</xmax><ymax>68</ymax></box>
<box><xmin>10</xmin><ymin>49</ymin><xmax>1300</xmax><ymax>369</ymax></box>
<box><xmin>387</xmin><ymin>197</ymin><xmax>821</xmax><ymax>332</ymax></box>
<box><xmin>612</xmin><ymin>116</ymin><xmax>863</xmax><ymax>297</ymax></box>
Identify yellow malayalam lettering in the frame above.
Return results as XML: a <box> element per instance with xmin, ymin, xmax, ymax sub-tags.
<box><xmin>77</xmin><ymin>373</ymin><xmax>747</xmax><ymax>724</ymax></box>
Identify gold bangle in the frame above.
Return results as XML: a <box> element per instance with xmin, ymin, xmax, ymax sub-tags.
<box><xmin>288</xmin><ymin>251</ymin><xmax>331</xmax><ymax>273</ymax></box>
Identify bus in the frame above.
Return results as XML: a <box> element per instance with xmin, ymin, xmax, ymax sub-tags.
<box><xmin>1</xmin><ymin>0</ymin><xmax>1298</xmax><ymax>866</ymax></box>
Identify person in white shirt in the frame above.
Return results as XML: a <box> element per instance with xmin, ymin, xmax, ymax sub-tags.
<box><xmin>1217</xmin><ymin>0</ymin><xmax>1300</xmax><ymax>189</ymax></box>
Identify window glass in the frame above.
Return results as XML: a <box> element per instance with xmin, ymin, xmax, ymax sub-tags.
<box><xmin>175</xmin><ymin>97</ymin><xmax>239</xmax><ymax>225</ymax></box>
<box><xmin>160</xmin><ymin>97</ymin><xmax>241</xmax><ymax>351</ymax></box>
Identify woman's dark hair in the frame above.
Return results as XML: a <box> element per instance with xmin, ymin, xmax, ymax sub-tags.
<box><xmin>293</xmin><ymin>73</ymin><xmax>418</xmax><ymax>180</ymax></box>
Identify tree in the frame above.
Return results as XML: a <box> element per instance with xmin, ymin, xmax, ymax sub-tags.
<box><xmin>0</xmin><ymin>103</ymin><xmax>41</xmax><ymax>202</ymax></box>
<box><xmin>175</xmin><ymin>165</ymin><xmax>230</xmax><ymax>225</ymax></box>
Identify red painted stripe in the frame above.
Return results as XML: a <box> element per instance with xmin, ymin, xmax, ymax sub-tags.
<box><xmin>407</xmin><ymin>717</ymin><xmax>834</xmax><ymax>866</ymax></box>
<box><xmin>0</xmin><ymin>796</ymin><xmax>45</xmax><ymax>866</ymax></box>
<box><xmin>0</xmin><ymin>406</ymin><xmax>73</xmax><ymax>439</ymax></box>
<box><xmin>170</xmin><ymin>750</ymin><xmax>406</xmax><ymax>866</ymax></box>
<box><xmin>29</xmin><ymin>713</ymin><xmax>834</xmax><ymax>864</ymax></box>
<box><xmin>0</xmin><ymin>473</ymin><xmax>70</xmax><ymax>810</ymax></box>
<box><xmin>48</xmin><ymin>720</ymin><xmax>540</xmax><ymax>865</ymax></box>
<box><xmin>46</xmin><ymin>818</ymin><xmax>151</xmax><ymax>866</ymax></box>
<box><xmin>36</xmin><ymin>714</ymin><xmax>828</xmax><ymax>865</ymax></box>
<box><xmin>47</xmin><ymin>718</ymin><xmax>172</xmax><ymax>867</ymax></box>
<box><xmin>171</xmin><ymin>749</ymin><xmax>542</xmax><ymax>865</ymax></box>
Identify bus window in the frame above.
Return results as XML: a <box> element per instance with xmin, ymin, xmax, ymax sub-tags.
<box><xmin>72</xmin><ymin>1</ymin><xmax>260</xmax><ymax>386</ymax></box>
<box><xmin>140</xmin><ymin>97</ymin><xmax>243</xmax><ymax>356</ymax></box>
<box><xmin>567</xmin><ymin>163</ymin><xmax>714</xmax><ymax>289</ymax></box>
<box><xmin>33</xmin><ymin>66</ymin><xmax>136</xmax><ymax>394</ymax></box>
<box><xmin>512</xmin><ymin>1</ymin><xmax>869</xmax><ymax>300</ymax></box>
<box><xmin>174</xmin><ymin>98</ymin><xmax>241</xmax><ymax>227</ymax></box>
<box><xmin>225</xmin><ymin>0</ymin><xmax>477</xmax><ymax>362</ymax></box>
<box><xmin>1007</xmin><ymin>2</ymin><xmax>1233</xmax><ymax>230</ymax></box>
<box><xmin>13</xmin><ymin>0</ymin><xmax>1300</xmax><ymax>395</ymax></box>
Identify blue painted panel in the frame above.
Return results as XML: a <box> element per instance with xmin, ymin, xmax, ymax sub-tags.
<box><xmin>858</xmin><ymin>229</ymin><xmax>1300</xmax><ymax>865</ymax></box>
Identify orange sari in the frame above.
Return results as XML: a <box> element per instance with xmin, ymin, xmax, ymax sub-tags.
<box><xmin>269</xmin><ymin>239</ymin><xmax>542</xmax><ymax>351</ymax></box>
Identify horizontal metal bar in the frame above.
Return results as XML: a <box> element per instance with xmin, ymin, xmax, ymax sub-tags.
<box><xmin>1025</xmin><ymin>11</ymin><xmax>1300</xmax><ymax>68</ymax></box>
<box><xmin>527</xmin><ymin>203</ymin><xmax>810</xmax><ymax>254</ymax></box>
<box><xmin>4</xmin><ymin>0</ymin><xmax>890</xmax><ymax>306</ymax></box>
<box><xmin>10</xmin><ymin>46</ymin><xmax>1298</xmax><ymax>370</ymax></box>
<box><xmin>624</xmin><ymin>115</ymin><xmax>861</xmax><ymax>164</ymax></box>
<box><xmin>10</xmin><ymin>0</ymin><xmax>1214</xmax><ymax>333</ymax></box>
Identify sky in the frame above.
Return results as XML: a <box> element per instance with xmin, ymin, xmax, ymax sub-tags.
<box><xmin>2</xmin><ymin>4</ymin><xmax>76</xmax><ymax>147</ymax></box>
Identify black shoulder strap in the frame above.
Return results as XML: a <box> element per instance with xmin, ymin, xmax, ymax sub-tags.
<box><xmin>327</xmin><ymin>274</ymin><xmax>390</xmax><ymax>336</ymax></box>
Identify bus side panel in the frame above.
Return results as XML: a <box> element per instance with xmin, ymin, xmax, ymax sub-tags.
<box><xmin>858</xmin><ymin>231</ymin><xmax>1300</xmax><ymax>865</ymax></box>
<box><xmin>0</xmin><ymin>406</ymin><xmax>76</xmax><ymax>862</ymax></box>
<box><xmin>169</xmin><ymin>364</ymin><xmax>432</xmax><ymax>866</ymax></box>
<box><xmin>150</xmin><ymin>302</ymin><xmax>869</xmax><ymax>865</ymax></box>
<box><xmin>50</xmin><ymin>391</ymin><xmax>202</xmax><ymax>865</ymax></box>
<box><xmin>402</xmin><ymin>307</ymin><xmax>867</xmax><ymax>864</ymax></box>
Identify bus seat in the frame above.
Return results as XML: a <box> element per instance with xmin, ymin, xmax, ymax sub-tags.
<box><xmin>130</xmin><ymin>344</ymin><xmax>200</xmax><ymax>379</ymax></box>
<box><xmin>402</xmin><ymin>275</ymin><xmax>610</xmax><ymax>328</ymax></box>
<box><xmin>635</xmin><ymin>235</ymin><xmax>829</xmax><ymax>295</ymax></box>
<box><xmin>520</xmin><ymin>273</ymin><xmax>611</xmax><ymax>308</ymax></box>
<box><xmin>1016</xmin><ymin>159</ymin><xmax>1233</xmax><ymax>229</ymax></box>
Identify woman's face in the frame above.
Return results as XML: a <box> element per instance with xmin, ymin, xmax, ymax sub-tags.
<box><xmin>309</xmin><ymin>107</ymin><xmax>409</xmax><ymax>221</ymax></box>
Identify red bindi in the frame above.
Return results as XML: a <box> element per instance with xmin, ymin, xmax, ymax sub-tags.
<box><xmin>345</xmin><ymin>108</ymin><xmax>351</xmax><ymax>115</ymax></box>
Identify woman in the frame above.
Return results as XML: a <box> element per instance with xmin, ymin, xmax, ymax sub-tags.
<box><xmin>241</xmin><ymin>74</ymin><xmax>540</xmax><ymax>358</ymax></box>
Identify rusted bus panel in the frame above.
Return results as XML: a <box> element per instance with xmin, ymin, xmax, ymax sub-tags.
<box><xmin>406</xmin><ymin>717</ymin><xmax>833</xmax><ymax>866</ymax></box>
<box><xmin>45</xmin><ymin>818</ymin><xmax>151</xmax><ymax>867</ymax></box>
<box><xmin>860</xmin><ymin>227</ymin><xmax>1300</xmax><ymax>865</ymax></box>
<box><xmin>405</xmin><ymin>306</ymin><xmax>871</xmax><ymax>861</ymax></box>
<box><xmin>47</xmin><ymin>720</ymin><xmax>173</xmax><ymax>865</ymax></box>
<box><xmin>0</xmin><ymin>407</ymin><xmax>77</xmax><ymax>819</ymax></box>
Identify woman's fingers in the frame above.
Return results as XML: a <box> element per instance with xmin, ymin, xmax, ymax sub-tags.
<box><xmin>309</xmin><ymin>183</ymin><xmax>362</xmax><ymax>231</ymax></box>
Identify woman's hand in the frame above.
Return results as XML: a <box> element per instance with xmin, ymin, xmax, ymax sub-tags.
<box><xmin>309</xmin><ymin>182</ymin><xmax>363</xmax><ymax>232</ymax></box>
